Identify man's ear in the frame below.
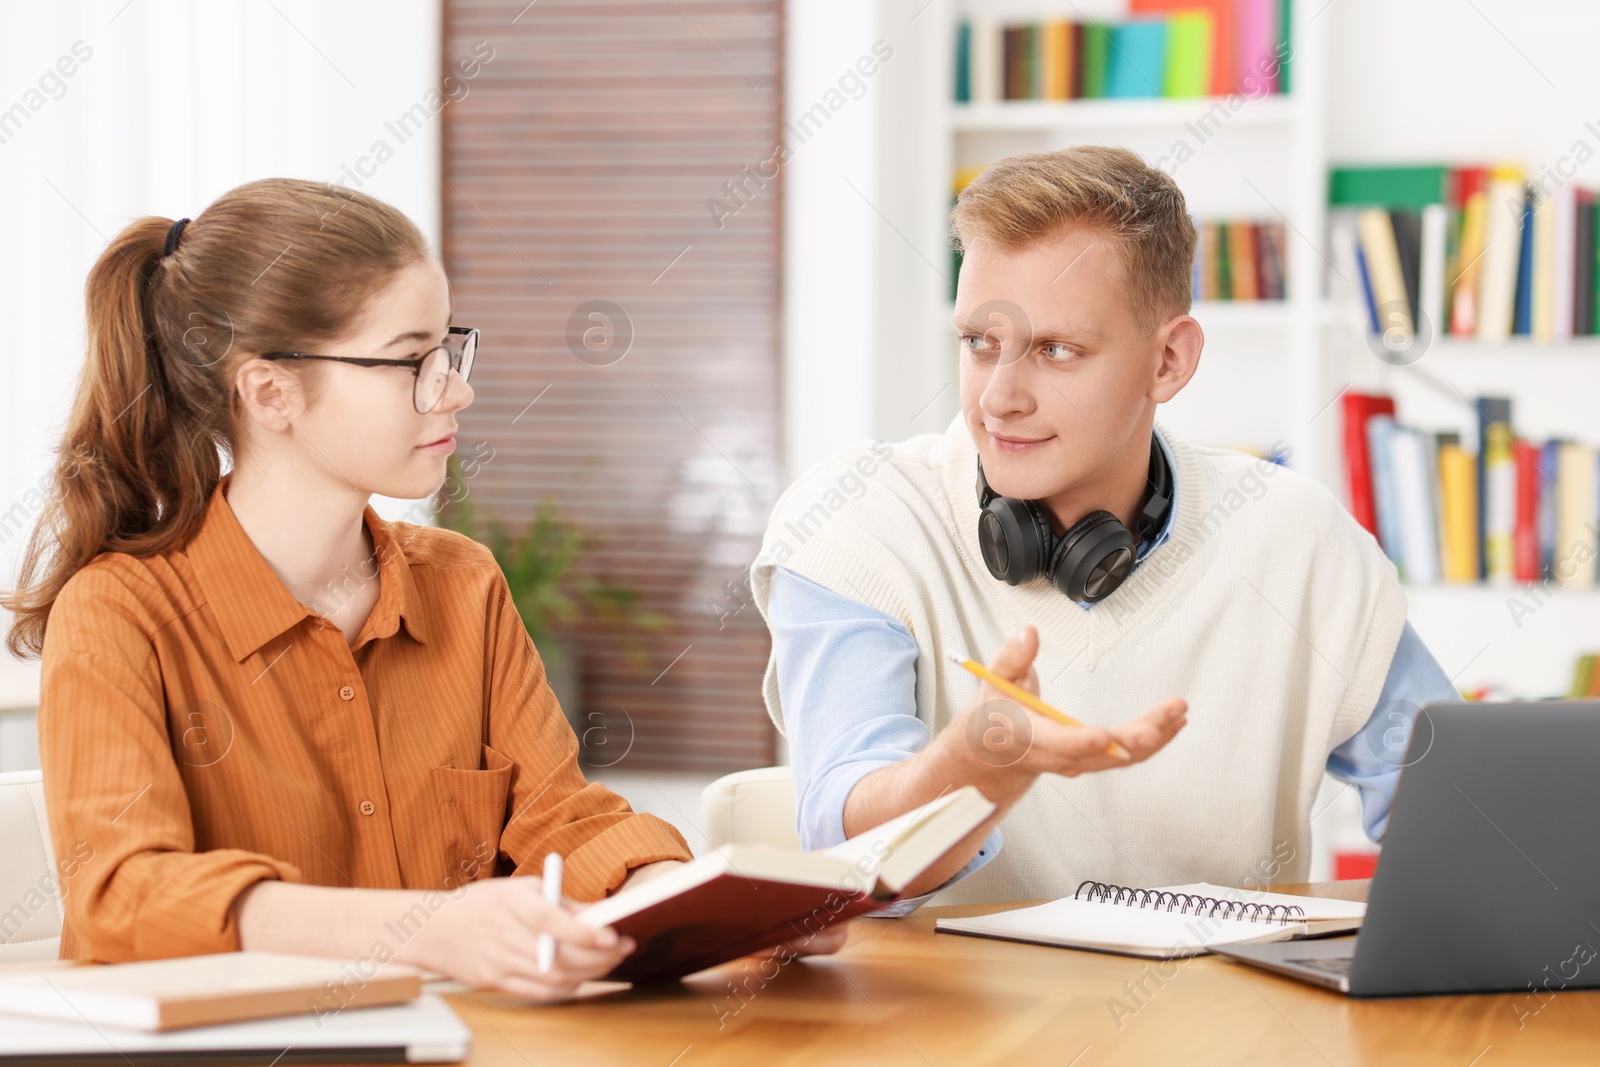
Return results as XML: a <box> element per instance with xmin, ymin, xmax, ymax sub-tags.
<box><xmin>1148</xmin><ymin>314</ymin><xmax>1203</xmax><ymax>404</ymax></box>
<box><xmin>233</xmin><ymin>357</ymin><xmax>302</xmax><ymax>433</ymax></box>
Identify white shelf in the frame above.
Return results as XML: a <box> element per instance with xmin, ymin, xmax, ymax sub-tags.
<box><xmin>1321</xmin><ymin>306</ymin><xmax>1600</xmax><ymax>354</ymax></box>
<box><xmin>1404</xmin><ymin>582</ymin><xmax>1600</xmax><ymax>597</ymax></box>
<box><xmin>951</xmin><ymin>95</ymin><xmax>1299</xmax><ymax>132</ymax></box>
<box><xmin>1190</xmin><ymin>300</ymin><xmax>1293</xmax><ymax>328</ymax></box>
<box><xmin>1425</xmin><ymin>337</ymin><xmax>1600</xmax><ymax>354</ymax></box>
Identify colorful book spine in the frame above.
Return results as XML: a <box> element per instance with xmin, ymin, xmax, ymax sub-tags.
<box><xmin>1477</xmin><ymin>397</ymin><xmax>1515</xmax><ymax>583</ymax></box>
<box><xmin>1513</xmin><ymin>439</ymin><xmax>1542</xmax><ymax>583</ymax></box>
<box><xmin>1342</xmin><ymin>395</ymin><xmax>1600</xmax><ymax>591</ymax></box>
<box><xmin>957</xmin><ymin>8</ymin><xmax>1272</xmax><ymax>103</ymax></box>
<box><xmin>1236</xmin><ymin>0</ymin><xmax>1279</xmax><ymax>97</ymax></box>
<box><xmin>1165</xmin><ymin>13</ymin><xmax>1212</xmax><ymax>98</ymax></box>
<box><xmin>1367</xmin><ymin>416</ymin><xmax>1405</xmax><ymax>571</ymax></box>
<box><xmin>1228</xmin><ymin>222</ymin><xmax>1259</xmax><ymax>300</ymax></box>
<box><xmin>1107</xmin><ymin>19</ymin><xmax>1168</xmax><ymax>98</ymax></box>
<box><xmin>954</xmin><ymin>22</ymin><xmax>971</xmax><ymax>103</ymax></box>
<box><xmin>1437</xmin><ymin>442</ymin><xmax>1480</xmax><ymax>583</ymax></box>
<box><xmin>1478</xmin><ymin>165</ymin><xmax>1527</xmax><ymax>340</ymax></box>
<box><xmin>1081</xmin><ymin>23</ymin><xmax>1111</xmax><ymax>98</ymax></box>
<box><xmin>1449</xmin><ymin>167</ymin><xmax>1489</xmax><ymax>335</ymax></box>
<box><xmin>1342</xmin><ymin>392</ymin><xmax>1396</xmax><ymax>537</ymax></box>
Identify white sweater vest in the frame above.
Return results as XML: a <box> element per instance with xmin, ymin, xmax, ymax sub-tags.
<box><xmin>750</xmin><ymin>415</ymin><xmax>1407</xmax><ymax>904</ymax></box>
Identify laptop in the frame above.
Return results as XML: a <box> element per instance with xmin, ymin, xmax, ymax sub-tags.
<box><xmin>0</xmin><ymin>993</ymin><xmax>470</xmax><ymax>1065</ymax></box>
<box><xmin>1211</xmin><ymin>700</ymin><xmax>1600</xmax><ymax>998</ymax></box>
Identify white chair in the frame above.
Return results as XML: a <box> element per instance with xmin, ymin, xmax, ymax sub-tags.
<box><xmin>0</xmin><ymin>769</ymin><xmax>62</xmax><ymax>962</ymax></box>
<box><xmin>699</xmin><ymin>765</ymin><xmax>801</xmax><ymax>850</ymax></box>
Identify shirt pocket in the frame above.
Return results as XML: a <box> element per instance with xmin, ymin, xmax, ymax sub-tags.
<box><xmin>430</xmin><ymin>743</ymin><xmax>513</xmax><ymax>886</ymax></box>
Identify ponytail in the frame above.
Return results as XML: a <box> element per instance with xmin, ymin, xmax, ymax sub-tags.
<box><xmin>4</xmin><ymin>178</ymin><xmax>428</xmax><ymax>658</ymax></box>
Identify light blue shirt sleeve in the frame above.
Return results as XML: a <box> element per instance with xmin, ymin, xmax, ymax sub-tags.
<box><xmin>1324</xmin><ymin>620</ymin><xmax>1458</xmax><ymax>844</ymax></box>
<box><xmin>767</xmin><ymin>566</ymin><xmax>1002</xmax><ymax>915</ymax></box>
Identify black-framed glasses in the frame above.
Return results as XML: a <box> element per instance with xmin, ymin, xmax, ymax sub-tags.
<box><xmin>261</xmin><ymin>326</ymin><xmax>478</xmax><ymax>414</ymax></box>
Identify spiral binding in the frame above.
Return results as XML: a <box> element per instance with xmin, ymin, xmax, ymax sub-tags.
<box><xmin>1073</xmin><ymin>880</ymin><xmax>1307</xmax><ymax>925</ymax></box>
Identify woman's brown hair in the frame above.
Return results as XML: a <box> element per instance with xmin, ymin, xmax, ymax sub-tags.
<box><xmin>3</xmin><ymin>178</ymin><xmax>429</xmax><ymax>658</ymax></box>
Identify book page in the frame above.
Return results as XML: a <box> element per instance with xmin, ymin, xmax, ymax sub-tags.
<box><xmin>820</xmin><ymin>789</ymin><xmax>966</xmax><ymax>869</ymax></box>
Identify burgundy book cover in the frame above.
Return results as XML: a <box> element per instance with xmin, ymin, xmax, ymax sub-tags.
<box><xmin>599</xmin><ymin>874</ymin><xmax>885</xmax><ymax>984</ymax></box>
<box><xmin>1341</xmin><ymin>392</ymin><xmax>1396</xmax><ymax>536</ymax></box>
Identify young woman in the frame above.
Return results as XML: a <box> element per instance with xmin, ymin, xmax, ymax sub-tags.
<box><xmin>4</xmin><ymin>178</ymin><xmax>839</xmax><ymax>999</ymax></box>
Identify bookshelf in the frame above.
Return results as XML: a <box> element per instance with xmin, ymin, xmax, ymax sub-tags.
<box><xmin>900</xmin><ymin>1</ymin><xmax>1600</xmax><ymax>698</ymax></box>
<box><xmin>791</xmin><ymin>0</ymin><xmax>1600</xmax><ymax>879</ymax></box>
<box><xmin>926</xmin><ymin>0</ymin><xmax>1333</xmax><ymax>478</ymax></box>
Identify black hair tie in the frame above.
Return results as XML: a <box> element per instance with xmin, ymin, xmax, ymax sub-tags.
<box><xmin>163</xmin><ymin>217</ymin><xmax>191</xmax><ymax>258</ymax></box>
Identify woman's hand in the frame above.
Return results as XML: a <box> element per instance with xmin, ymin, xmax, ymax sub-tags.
<box><xmin>404</xmin><ymin>876</ymin><xmax>634</xmax><ymax>1002</ymax></box>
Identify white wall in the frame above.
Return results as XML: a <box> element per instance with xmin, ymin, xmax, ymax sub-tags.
<box><xmin>0</xmin><ymin>0</ymin><xmax>445</xmax><ymax>599</ymax></box>
<box><xmin>782</xmin><ymin>1</ymin><xmax>886</xmax><ymax>480</ymax></box>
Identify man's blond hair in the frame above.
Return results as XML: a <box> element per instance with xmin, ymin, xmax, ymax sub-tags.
<box><xmin>950</xmin><ymin>146</ymin><xmax>1198</xmax><ymax>332</ymax></box>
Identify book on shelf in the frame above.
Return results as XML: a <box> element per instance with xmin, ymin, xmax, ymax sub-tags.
<box><xmin>1341</xmin><ymin>391</ymin><xmax>1600</xmax><ymax>587</ymax></box>
<box><xmin>1330</xmin><ymin>162</ymin><xmax>1600</xmax><ymax>342</ymax></box>
<box><xmin>575</xmin><ymin>786</ymin><xmax>995</xmax><ymax>984</ymax></box>
<box><xmin>1340</xmin><ymin>392</ymin><xmax>1396</xmax><ymax>536</ymax></box>
<box><xmin>1568</xmin><ymin>652</ymin><xmax>1600</xmax><ymax>697</ymax></box>
<box><xmin>1191</xmin><ymin>217</ymin><xmax>1286</xmax><ymax>301</ymax></box>
<box><xmin>955</xmin><ymin>1</ymin><xmax>1290</xmax><ymax>104</ymax></box>
<box><xmin>1476</xmin><ymin>397</ymin><xmax>1515</xmax><ymax>583</ymax></box>
<box><xmin>1480</xmin><ymin>164</ymin><xmax>1527</xmax><ymax>339</ymax></box>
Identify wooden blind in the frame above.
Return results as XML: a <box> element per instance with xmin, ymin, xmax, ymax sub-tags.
<box><xmin>442</xmin><ymin>1</ymin><xmax>784</xmax><ymax>771</ymax></box>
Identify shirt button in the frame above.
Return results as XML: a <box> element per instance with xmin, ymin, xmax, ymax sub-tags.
<box><xmin>338</xmin><ymin>685</ymin><xmax>355</xmax><ymax>701</ymax></box>
<box><xmin>359</xmin><ymin>799</ymin><xmax>375</xmax><ymax>816</ymax></box>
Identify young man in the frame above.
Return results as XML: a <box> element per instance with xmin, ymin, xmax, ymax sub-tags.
<box><xmin>748</xmin><ymin>146</ymin><xmax>1455</xmax><ymax>910</ymax></box>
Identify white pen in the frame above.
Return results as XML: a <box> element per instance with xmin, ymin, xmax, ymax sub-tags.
<box><xmin>538</xmin><ymin>851</ymin><xmax>563</xmax><ymax>974</ymax></box>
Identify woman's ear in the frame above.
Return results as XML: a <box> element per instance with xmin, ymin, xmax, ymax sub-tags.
<box><xmin>233</xmin><ymin>357</ymin><xmax>301</xmax><ymax>433</ymax></box>
<box><xmin>1148</xmin><ymin>315</ymin><xmax>1203</xmax><ymax>404</ymax></box>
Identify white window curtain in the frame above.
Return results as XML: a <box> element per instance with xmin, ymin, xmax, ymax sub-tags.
<box><xmin>0</xmin><ymin>0</ymin><xmax>444</xmax><ymax>596</ymax></box>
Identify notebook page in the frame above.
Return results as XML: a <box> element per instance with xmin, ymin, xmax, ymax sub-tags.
<box><xmin>936</xmin><ymin>897</ymin><xmax>1307</xmax><ymax>959</ymax></box>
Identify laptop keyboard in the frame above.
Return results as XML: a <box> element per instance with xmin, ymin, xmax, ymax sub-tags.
<box><xmin>1285</xmin><ymin>956</ymin><xmax>1353</xmax><ymax>976</ymax></box>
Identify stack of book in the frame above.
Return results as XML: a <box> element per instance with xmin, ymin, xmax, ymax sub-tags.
<box><xmin>1328</xmin><ymin>164</ymin><xmax>1600</xmax><ymax>342</ymax></box>
<box><xmin>953</xmin><ymin>0</ymin><xmax>1292</xmax><ymax>103</ymax></box>
<box><xmin>1343</xmin><ymin>392</ymin><xmax>1599</xmax><ymax>587</ymax></box>
<box><xmin>1194</xmin><ymin>218</ymin><xmax>1287</xmax><ymax>300</ymax></box>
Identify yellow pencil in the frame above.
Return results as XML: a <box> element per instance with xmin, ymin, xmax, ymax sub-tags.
<box><xmin>945</xmin><ymin>651</ymin><xmax>1130</xmax><ymax>760</ymax></box>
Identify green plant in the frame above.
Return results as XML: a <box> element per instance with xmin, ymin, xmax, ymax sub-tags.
<box><xmin>438</xmin><ymin>457</ymin><xmax>667</xmax><ymax>670</ymax></box>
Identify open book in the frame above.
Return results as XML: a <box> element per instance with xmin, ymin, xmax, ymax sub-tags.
<box><xmin>936</xmin><ymin>881</ymin><xmax>1366</xmax><ymax>960</ymax></box>
<box><xmin>578</xmin><ymin>786</ymin><xmax>995</xmax><ymax>983</ymax></box>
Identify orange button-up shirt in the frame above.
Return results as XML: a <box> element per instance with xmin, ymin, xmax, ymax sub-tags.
<box><xmin>38</xmin><ymin>473</ymin><xmax>691</xmax><ymax>962</ymax></box>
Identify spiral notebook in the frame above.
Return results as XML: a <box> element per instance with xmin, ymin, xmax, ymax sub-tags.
<box><xmin>935</xmin><ymin>881</ymin><xmax>1366</xmax><ymax>960</ymax></box>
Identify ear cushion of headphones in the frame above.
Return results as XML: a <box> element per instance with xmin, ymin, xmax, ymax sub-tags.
<box><xmin>1049</xmin><ymin>510</ymin><xmax>1137</xmax><ymax>602</ymax></box>
<box><xmin>977</xmin><ymin>497</ymin><xmax>1054</xmax><ymax>585</ymax></box>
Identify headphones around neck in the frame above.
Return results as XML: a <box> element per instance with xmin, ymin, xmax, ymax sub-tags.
<box><xmin>975</xmin><ymin>433</ymin><xmax>1174</xmax><ymax>603</ymax></box>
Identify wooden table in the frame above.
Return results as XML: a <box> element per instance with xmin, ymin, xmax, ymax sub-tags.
<box><xmin>436</xmin><ymin>880</ymin><xmax>1600</xmax><ymax>1066</ymax></box>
